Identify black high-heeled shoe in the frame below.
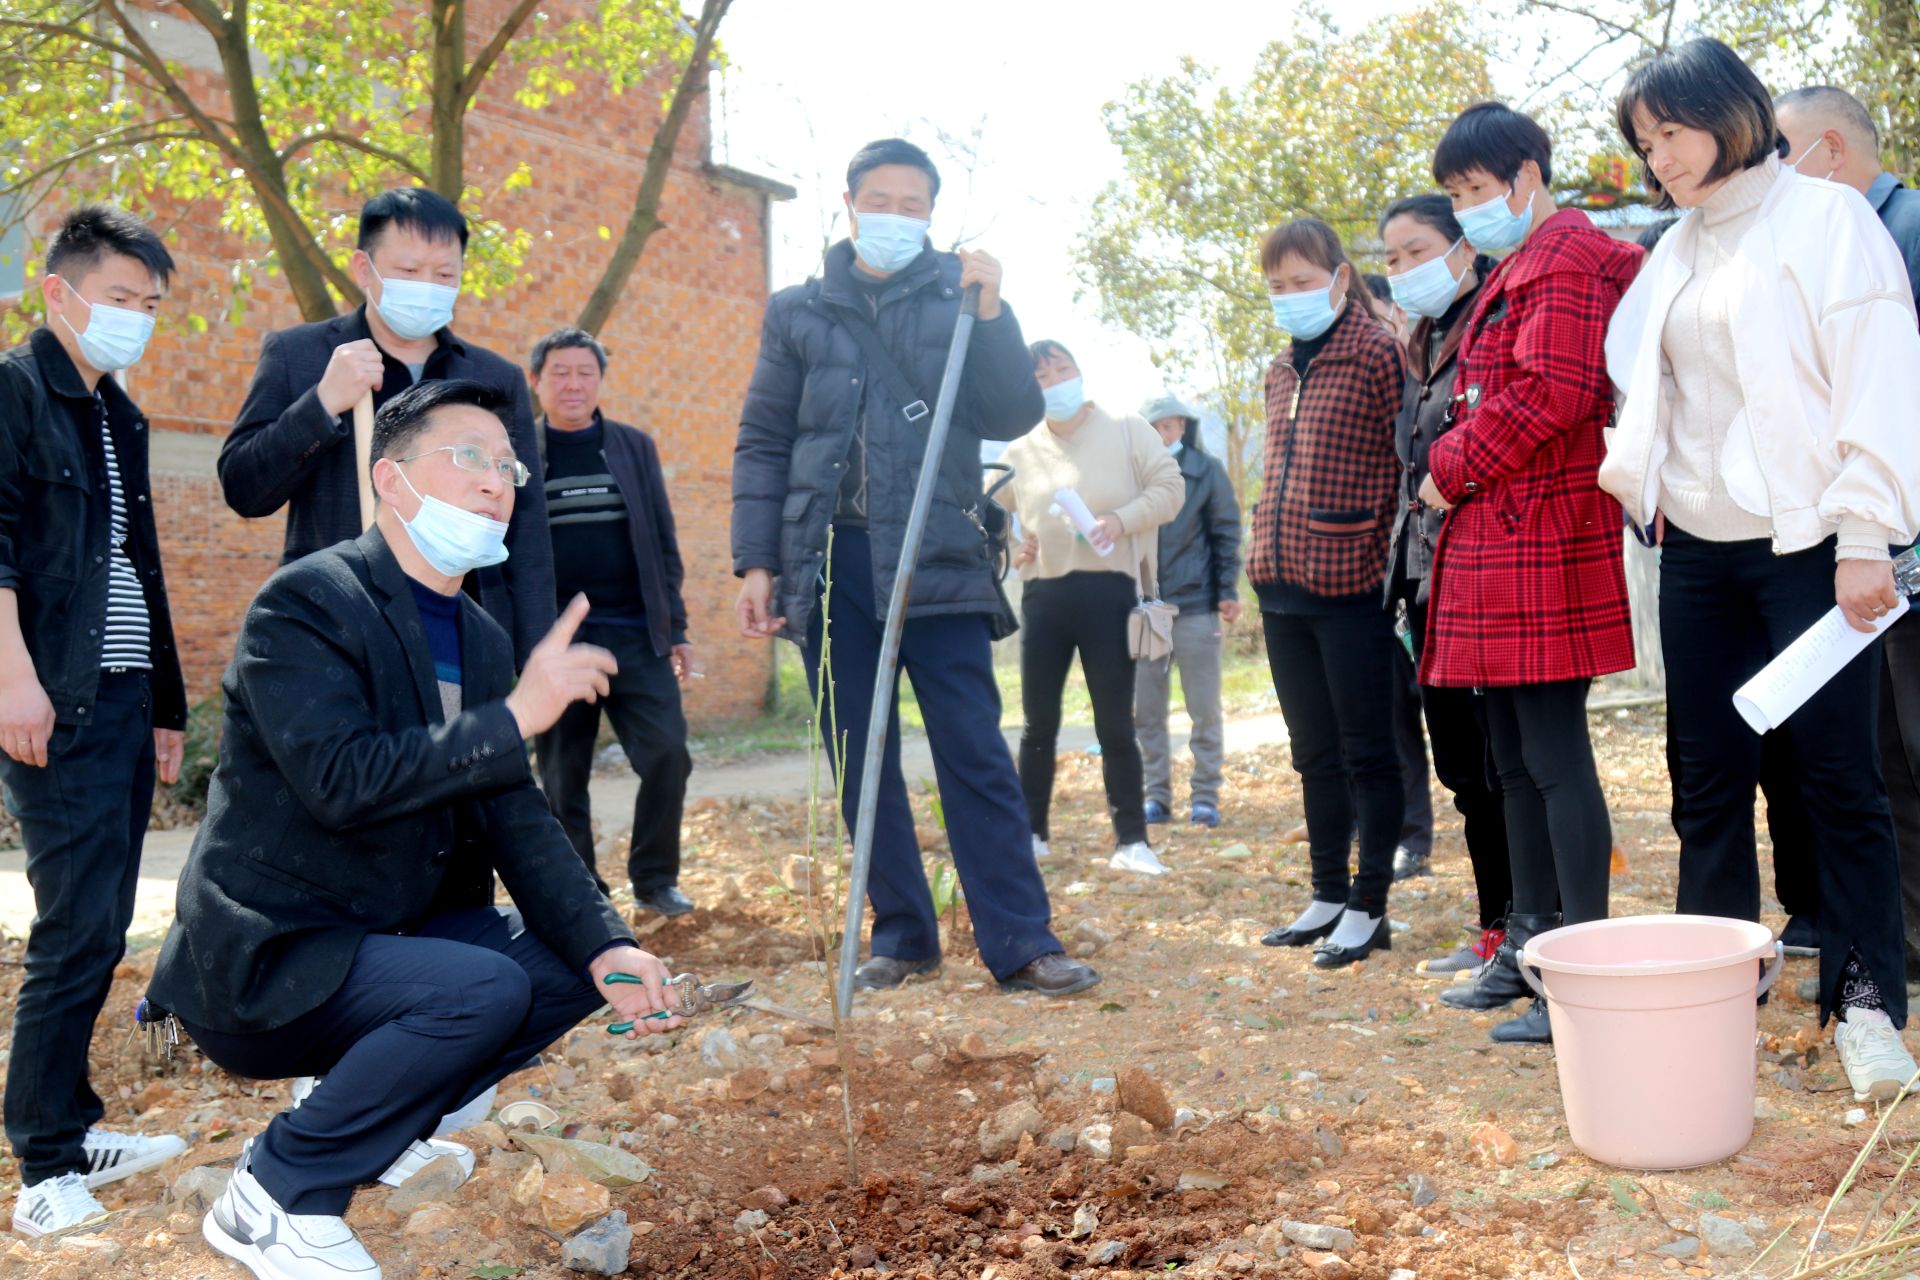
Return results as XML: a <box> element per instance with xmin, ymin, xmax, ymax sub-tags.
<box><xmin>1261</xmin><ymin>909</ymin><xmax>1342</xmax><ymax>948</ymax></box>
<box><xmin>1311</xmin><ymin>916</ymin><xmax>1392</xmax><ymax>968</ymax></box>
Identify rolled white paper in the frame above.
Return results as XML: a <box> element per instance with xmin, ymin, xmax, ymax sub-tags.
<box><xmin>1052</xmin><ymin>486</ymin><xmax>1113</xmax><ymax>557</ymax></box>
<box><xmin>1732</xmin><ymin>597</ymin><xmax>1910</xmax><ymax>732</ymax></box>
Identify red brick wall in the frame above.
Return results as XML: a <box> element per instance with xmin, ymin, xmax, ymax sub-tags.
<box><xmin>20</xmin><ymin>3</ymin><xmax>778</xmax><ymax>725</ymax></box>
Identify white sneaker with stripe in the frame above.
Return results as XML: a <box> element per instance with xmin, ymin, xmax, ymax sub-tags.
<box><xmin>81</xmin><ymin>1128</ymin><xmax>189</xmax><ymax>1189</ymax></box>
<box><xmin>203</xmin><ymin>1146</ymin><xmax>380</xmax><ymax>1280</ymax></box>
<box><xmin>12</xmin><ymin>1171</ymin><xmax>109</xmax><ymax>1237</ymax></box>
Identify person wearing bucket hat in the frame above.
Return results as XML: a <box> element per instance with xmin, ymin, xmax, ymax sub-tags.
<box><xmin>1602</xmin><ymin>40</ymin><xmax>1920</xmax><ymax>1101</ymax></box>
<box><xmin>1132</xmin><ymin>393</ymin><xmax>1241</xmax><ymax>831</ymax></box>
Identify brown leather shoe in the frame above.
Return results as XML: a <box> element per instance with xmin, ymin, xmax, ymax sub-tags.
<box><xmin>998</xmin><ymin>953</ymin><xmax>1101</xmax><ymax>996</ymax></box>
<box><xmin>852</xmin><ymin>954</ymin><xmax>941</xmax><ymax>990</ymax></box>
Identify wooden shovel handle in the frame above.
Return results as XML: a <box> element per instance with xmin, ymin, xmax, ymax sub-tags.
<box><xmin>353</xmin><ymin>391</ymin><xmax>375</xmax><ymax>531</ymax></box>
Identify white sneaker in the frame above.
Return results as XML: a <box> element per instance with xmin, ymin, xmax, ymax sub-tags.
<box><xmin>1108</xmin><ymin>842</ymin><xmax>1169</xmax><ymax>876</ymax></box>
<box><xmin>81</xmin><ymin>1127</ymin><xmax>189</xmax><ymax>1189</ymax></box>
<box><xmin>294</xmin><ymin>1075</ymin><xmax>491</xmax><ymax>1142</ymax></box>
<box><xmin>12</xmin><ymin>1171</ymin><xmax>108</xmax><ymax>1237</ymax></box>
<box><xmin>204</xmin><ymin>1154</ymin><xmax>381</xmax><ymax>1279</ymax></box>
<box><xmin>1032</xmin><ymin>834</ymin><xmax>1052</xmax><ymax>860</ymax></box>
<box><xmin>1835</xmin><ymin>1008</ymin><xmax>1920</xmax><ymax>1103</ymax></box>
<box><xmin>376</xmin><ymin>1138</ymin><xmax>474</xmax><ymax>1189</ymax></box>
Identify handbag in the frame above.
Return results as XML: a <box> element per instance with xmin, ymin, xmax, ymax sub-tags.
<box><xmin>1122</xmin><ymin>424</ymin><xmax>1179</xmax><ymax>661</ymax></box>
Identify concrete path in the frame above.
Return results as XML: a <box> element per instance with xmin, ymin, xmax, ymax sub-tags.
<box><xmin>0</xmin><ymin>711</ymin><xmax>1291</xmax><ymax>940</ymax></box>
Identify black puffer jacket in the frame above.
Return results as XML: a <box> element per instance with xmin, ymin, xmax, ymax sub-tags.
<box><xmin>1384</xmin><ymin>267</ymin><xmax>1489</xmax><ymax>607</ymax></box>
<box><xmin>731</xmin><ymin>240</ymin><xmax>1044</xmax><ymax>641</ymax></box>
<box><xmin>1155</xmin><ymin>441</ymin><xmax>1242</xmax><ymax>614</ymax></box>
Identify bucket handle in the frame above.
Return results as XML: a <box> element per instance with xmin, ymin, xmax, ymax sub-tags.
<box><xmin>1517</xmin><ymin>939</ymin><xmax>1786</xmax><ymax>1001</ymax></box>
<box><xmin>1757</xmin><ymin>941</ymin><xmax>1785</xmax><ymax>998</ymax></box>
<box><xmin>1519</xmin><ymin>940</ymin><xmax>1546</xmax><ymax>1001</ymax></box>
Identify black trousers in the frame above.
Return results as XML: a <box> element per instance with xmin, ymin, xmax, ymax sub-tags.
<box><xmin>2</xmin><ymin>672</ymin><xmax>152</xmax><ymax>1184</ymax></box>
<box><xmin>1262</xmin><ymin>609</ymin><xmax>1403</xmax><ymax>914</ymax></box>
<box><xmin>182</xmin><ymin>907</ymin><xmax>605</xmax><ymax>1215</ymax></box>
<box><xmin>1391</xmin><ymin>632</ymin><xmax>1436</xmax><ymax>857</ymax></box>
<box><xmin>1018</xmin><ymin>572</ymin><xmax>1147</xmax><ymax>846</ymax></box>
<box><xmin>535</xmin><ymin>621</ymin><xmax>690</xmax><ymax>894</ymax></box>
<box><xmin>1661</xmin><ymin>526</ymin><xmax>1907</xmax><ymax>1026</ymax></box>
<box><xmin>1483</xmin><ymin>679</ymin><xmax>1610</xmax><ymax>926</ymax></box>
<box><xmin>1881</xmin><ymin>610</ymin><xmax>1920</xmax><ymax>979</ymax></box>
<box><xmin>1409</xmin><ymin>599</ymin><xmax>1512</xmax><ymax>930</ymax></box>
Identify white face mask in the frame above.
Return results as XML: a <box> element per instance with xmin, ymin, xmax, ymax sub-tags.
<box><xmin>371</xmin><ymin>268</ymin><xmax>460</xmax><ymax>341</ymax></box>
<box><xmin>395</xmin><ymin>466</ymin><xmax>509</xmax><ymax>576</ymax></box>
<box><xmin>1789</xmin><ymin>138</ymin><xmax>1839</xmax><ymax>182</ymax></box>
<box><xmin>56</xmin><ymin>277</ymin><xmax>156</xmax><ymax>372</ymax></box>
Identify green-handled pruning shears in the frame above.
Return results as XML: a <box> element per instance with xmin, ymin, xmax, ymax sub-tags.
<box><xmin>604</xmin><ymin>972</ymin><xmax>754</xmax><ymax>1035</ymax></box>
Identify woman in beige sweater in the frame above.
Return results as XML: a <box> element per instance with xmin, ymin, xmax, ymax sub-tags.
<box><xmin>996</xmin><ymin>340</ymin><xmax>1183</xmax><ymax>874</ymax></box>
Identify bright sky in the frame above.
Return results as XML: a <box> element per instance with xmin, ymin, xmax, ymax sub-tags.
<box><xmin>714</xmin><ymin>0</ymin><xmax>1411</xmax><ymax>419</ymax></box>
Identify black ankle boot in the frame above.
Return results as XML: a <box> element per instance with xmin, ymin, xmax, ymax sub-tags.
<box><xmin>1440</xmin><ymin>910</ymin><xmax>1557</xmax><ymax>1011</ymax></box>
<box><xmin>1490</xmin><ymin>995</ymin><xmax>1553</xmax><ymax>1044</ymax></box>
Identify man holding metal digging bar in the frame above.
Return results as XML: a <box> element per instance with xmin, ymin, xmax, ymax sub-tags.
<box><xmin>145</xmin><ymin>380</ymin><xmax>688</xmax><ymax>1280</ymax></box>
<box><xmin>732</xmin><ymin>138</ymin><xmax>1097</xmax><ymax>999</ymax></box>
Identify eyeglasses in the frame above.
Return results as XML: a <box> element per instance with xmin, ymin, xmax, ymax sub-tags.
<box><xmin>399</xmin><ymin>444</ymin><xmax>530</xmax><ymax>488</ymax></box>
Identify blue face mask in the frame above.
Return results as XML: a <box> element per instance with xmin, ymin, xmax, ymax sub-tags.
<box><xmin>372</xmin><ymin>269</ymin><xmax>460</xmax><ymax>341</ymax></box>
<box><xmin>396</xmin><ymin>467</ymin><xmax>510</xmax><ymax>576</ymax></box>
<box><xmin>58</xmin><ymin>278</ymin><xmax>156</xmax><ymax>373</ymax></box>
<box><xmin>1457</xmin><ymin>184</ymin><xmax>1534</xmax><ymax>254</ymax></box>
<box><xmin>1387</xmin><ymin>241</ymin><xmax>1468</xmax><ymax>320</ymax></box>
<box><xmin>851</xmin><ymin>211</ymin><xmax>930</xmax><ymax>273</ymax></box>
<box><xmin>1269</xmin><ymin>281</ymin><xmax>1343</xmax><ymax>341</ymax></box>
<box><xmin>1042</xmin><ymin>376</ymin><xmax>1086</xmax><ymax>421</ymax></box>
<box><xmin>1168</xmin><ymin>440</ymin><xmax>1184</xmax><ymax>456</ymax></box>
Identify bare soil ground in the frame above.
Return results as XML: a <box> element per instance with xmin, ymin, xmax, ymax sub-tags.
<box><xmin>3</xmin><ymin>704</ymin><xmax>1915</xmax><ymax>1280</ymax></box>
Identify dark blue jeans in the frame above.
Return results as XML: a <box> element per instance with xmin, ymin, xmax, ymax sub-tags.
<box><xmin>181</xmin><ymin>908</ymin><xmax>606</xmax><ymax>1214</ymax></box>
<box><xmin>802</xmin><ymin>525</ymin><xmax>1062</xmax><ymax>980</ymax></box>
<box><xmin>1661</xmin><ymin>526</ymin><xmax>1907</xmax><ymax>1027</ymax></box>
<box><xmin>2</xmin><ymin>671</ymin><xmax>153</xmax><ymax>1184</ymax></box>
<box><xmin>1261</xmin><ymin>609</ymin><xmax>1404</xmax><ymax>914</ymax></box>
<box><xmin>535</xmin><ymin>622</ymin><xmax>691</xmax><ymax>894</ymax></box>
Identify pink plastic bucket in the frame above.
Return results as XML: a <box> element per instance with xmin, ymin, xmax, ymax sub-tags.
<box><xmin>1521</xmin><ymin>915</ymin><xmax>1783</xmax><ymax>1170</ymax></box>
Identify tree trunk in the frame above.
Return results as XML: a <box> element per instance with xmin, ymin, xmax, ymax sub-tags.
<box><xmin>429</xmin><ymin>0</ymin><xmax>466</xmax><ymax>200</ymax></box>
<box><xmin>576</xmin><ymin>0</ymin><xmax>733</xmax><ymax>335</ymax></box>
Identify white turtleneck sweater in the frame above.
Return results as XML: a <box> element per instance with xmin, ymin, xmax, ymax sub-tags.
<box><xmin>1657</xmin><ymin>156</ymin><xmax>1781</xmax><ymax>543</ymax></box>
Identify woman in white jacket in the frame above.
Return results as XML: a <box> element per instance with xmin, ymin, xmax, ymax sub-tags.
<box><xmin>1601</xmin><ymin>37</ymin><xmax>1920</xmax><ymax>1102</ymax></box>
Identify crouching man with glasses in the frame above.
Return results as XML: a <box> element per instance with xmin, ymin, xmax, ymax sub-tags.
<box><xmin>147</xmin><ymin>379</ymin><xmax>683</xmax><ymax>1280</ymax></box>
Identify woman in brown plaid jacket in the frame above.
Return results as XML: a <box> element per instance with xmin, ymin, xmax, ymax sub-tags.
<box><xmin>1248</xmin><ymin>219</ymin><xmax>1409</xmax><ymax>970</ymax></box>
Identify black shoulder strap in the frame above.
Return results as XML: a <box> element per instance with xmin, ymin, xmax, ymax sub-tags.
<box><xmin>834</xmin><ymin>305</ymin><xmax>931</xmax><ymax>424</ymax></box>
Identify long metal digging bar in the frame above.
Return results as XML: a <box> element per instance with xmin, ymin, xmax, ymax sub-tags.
<box><xmin>835</xmin><ymin>282</ymin><xmax>984</xmax><ymax>1018</ymax></box>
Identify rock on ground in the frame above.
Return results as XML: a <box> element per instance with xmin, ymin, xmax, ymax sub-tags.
<box><xmin>170</xmin><ymin>1165</ymin><xmax>232</xmax><ymax>1213</ymax></box>
<box><xmin>1117</xmin><ymin>1066</ymin><xmax>1175</xmax><ymax>1129</ymax></box>
<box><xmin>1283</xmin><ymin>1221</ymin><xmax>1356</xmax><ymax>1251</ymax></box>
<box><xmin>563</xmin><ymin>1210</ymin><xmax>634</xmax><ymax>1275</ymax></box>
<box><xmin>978</xmin><ymin>1099</ymin><xmax>1045</xmax><ymax>1159</ymax></box>
<box><xmin>1700</xmin><ymin>1213</ymin><xmax>1756</xmax><ymax>1254</ymax></box>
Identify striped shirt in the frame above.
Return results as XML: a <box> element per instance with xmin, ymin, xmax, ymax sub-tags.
<box><xmin>96</xmin><ymin>393</ymin><xmax>151</xmax><ymax>670</ymax></box>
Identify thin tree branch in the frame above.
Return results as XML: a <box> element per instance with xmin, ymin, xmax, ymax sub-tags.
<box><xmin>460</xmin><ymin>0</ymin><xmax>545</xmax><ymax>110</ymax></box>
<box><xmin>277</xmin><ymin>130</ymin><xmax>430</xmax><ymax>182</ymax></box>
<box><xmin>0</xmin><ymin>128</ymin><xmax>201</xmax><ymax>201</ymax></box>
<box><xmin>1526</xmin><ymin>0</ymin><xmax>1655</xmax><ymax>48</ymax></box>
<box><xmin>576</xmin><ymin>0</ymin><xmax>732</xmax><ymax>334</ymax></box>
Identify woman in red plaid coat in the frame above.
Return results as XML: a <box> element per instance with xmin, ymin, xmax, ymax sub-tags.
<box><xmin>1247</xmin><ymin>219</ymin><xmax>1408</xmax><ymax>970</ymax></box>
<box><xmin>1416</xmin><ymin>104</ymin><xmax>1643</xmax><ymax>1045</ymax></box>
